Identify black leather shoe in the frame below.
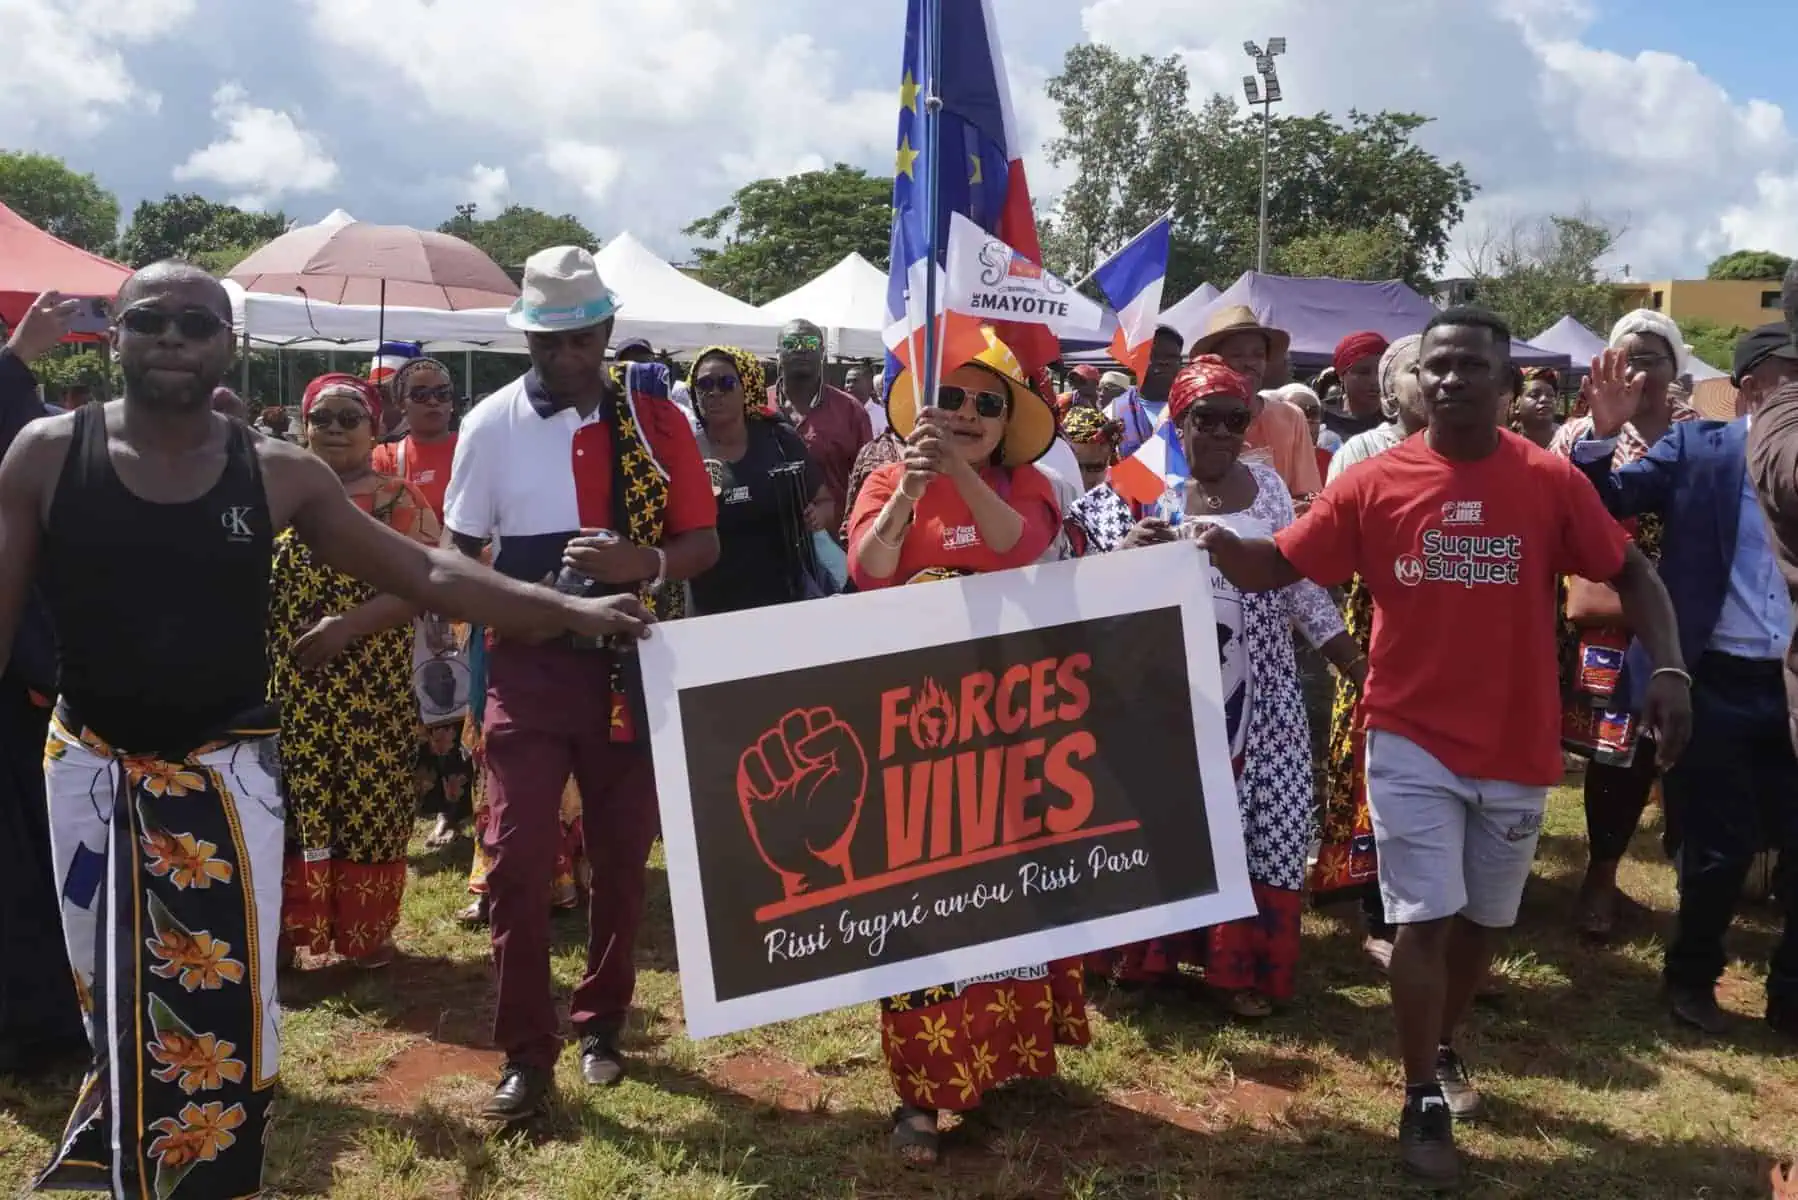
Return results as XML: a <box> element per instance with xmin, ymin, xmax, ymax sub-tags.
<box><xmin>580</xmin><ymin>1035</ymin><xmax>626</xmax><ymax>1087</ymax></box>
<box><xmin>1667</xmin><ymin>985</ymin><xmax>1730</xmax><ymax>1035</ymax></box>
<box><xmin>481</xmin><ymin>1062</ymin><xmax>552</xmax><ymax>1121</ymax></box>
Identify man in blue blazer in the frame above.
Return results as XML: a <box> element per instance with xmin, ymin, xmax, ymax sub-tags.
<box><xmin>1575</xmin><ymin>323</ymin><xmax>1798</xmax><ymax>1040</ymax></box>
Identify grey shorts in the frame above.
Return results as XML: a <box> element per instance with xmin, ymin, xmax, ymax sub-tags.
<box><xmin>1364</xmin><ymin>730</ymin><xmax>1549</xmax><ymax>928</ymax></box>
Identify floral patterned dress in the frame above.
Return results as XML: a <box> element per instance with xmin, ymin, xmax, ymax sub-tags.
<box><xmin>269</xmin><ymin>476</ymin><xmax>439</xmax><ymax>959</ymax></box>
<box><xmin>1072</xmin><ymin>463</ymin><xmax>1344</xmax><ymax>999</ymax></box>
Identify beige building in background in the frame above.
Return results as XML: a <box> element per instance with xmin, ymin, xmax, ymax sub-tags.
<box><xmin>1613</xmin><ymin>278</ymin><xmax>1786</xmax><ymax>329</ymax></box>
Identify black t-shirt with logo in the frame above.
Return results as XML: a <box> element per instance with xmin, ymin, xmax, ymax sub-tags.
<box><xmin>689</xmin><ymin>419</ymin><xmax>825</xmax><ymax>616</ymax></box>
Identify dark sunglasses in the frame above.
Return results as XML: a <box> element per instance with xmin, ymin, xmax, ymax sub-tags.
<box><xmin>1186</xmin><ymin>409</ymin><xmax>1253</xmax><ymax>436</ymax></box>
<box><xmin>780</xmin><ymin>333</ymin><xmax>824</xmax><ymax>352</ymax></box>
<box><xmin>693</xmin><ymin>375</ymin><xmax>741</xmax><ymax>396</ymax></box>
<box><xmin>306</xmin><ymin>408</ymin><xmax>370</xmax><ymax>431</ymax></box>
<box><xmin>118</xmin><ymin>306</ymin><xmax>228</xmax><ymax>340</ymax></box>
<box><xmin>936</xmin><ymin>387</ymin><xmax>1007</xmax><ymax>419</ymax></box>
<box><xmin>407</xmin><ymin>384</ymin><xmax>455</xmax><ymax>404</ymax></box>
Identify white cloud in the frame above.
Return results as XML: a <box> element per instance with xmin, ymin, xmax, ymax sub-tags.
<box><xmin>538</xmin><ymin>140</ymin><xmax>623</xmax><ymax>206</ymax></box>
<box><xmin>301</xmin><ymin>0</ymin><xmax>898</xmax><ymax>247</ymax></box>
<box><xmin>173</xmin><ymin>83</ymin><xmax>339</xmax><ymax>210</ymax></box>
<box><xmin>1075</xmin><ymin>0</ymin><xmax>1798</xmax><ymax>279</ymax></box>
<box><xmin>459</xmin><ymin>163</ymin><xmax>511</xmax><ymax>213</ymax></box>
<box><xmin>0</xmin><ymin>0</ymin><xmax>196</xmax><ymax>139</ymax></box>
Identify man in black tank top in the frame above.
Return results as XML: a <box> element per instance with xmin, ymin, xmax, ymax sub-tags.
<box><xmin>0</xmin><ymin>261</ymin><xmax>658</xmax><ymax>1200</ymax></box>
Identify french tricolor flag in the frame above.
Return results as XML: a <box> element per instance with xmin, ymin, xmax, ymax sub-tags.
<box><xmin>1092</xmin><ymin>213</ymin><xmax>1172</xmax><ymax>379</ymax></box>
<box><xmin>1109</xmin><ymin>420</ymin><xmax>1189</xmax><ymax>508</ymax></box>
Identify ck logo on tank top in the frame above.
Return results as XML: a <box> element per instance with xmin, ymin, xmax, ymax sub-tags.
<box><xmin>220</xmin><ymin>505</ymin><xmax>256</xmax><ymax>543</ymax></box>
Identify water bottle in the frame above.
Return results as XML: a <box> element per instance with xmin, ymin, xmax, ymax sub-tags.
<box><xmin>556</xmin><ymin>529</ymin><xmax>619</xmax><ymax>650</ymax></box>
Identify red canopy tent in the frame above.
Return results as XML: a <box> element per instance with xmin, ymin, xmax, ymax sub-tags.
<box><xmin>0</xmin><ymin>199</ymin><xmax>131</xmax><ymax>330</ymax></box>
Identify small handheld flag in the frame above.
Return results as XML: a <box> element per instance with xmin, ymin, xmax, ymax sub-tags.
<box><xmin>1092</xmin><ymin>214</ymin><xmax>1172</xmax><ymax>379</ymax></box>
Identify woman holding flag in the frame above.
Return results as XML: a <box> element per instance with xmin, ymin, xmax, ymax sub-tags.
<box><xmin>1080</xmin><ymin>358</ymin><xmax>1363</xmax><ymax>1015</ymax></box>
<box><xmin>847</xmin><ymin>328</ymin><xmax>1089</xmax><ymax>1164</ymax></box>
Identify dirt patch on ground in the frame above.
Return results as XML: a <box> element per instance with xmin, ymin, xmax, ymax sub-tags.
<box><xmin>1111</xmin><ymin>1088</ymin><xmax>1214</xmax><ymax>1132</ymax></box>
<box><xmin>367</xmin><ymin>1041</ymin><xmax>505</xmax><ymax>1112</ymax></box>
<box><xmin>711</xmin><ymin>1053</ymin><xmax>828</xmax><ymax>1112</ymax></box>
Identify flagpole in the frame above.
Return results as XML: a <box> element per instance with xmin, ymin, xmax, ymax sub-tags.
<box><xmin>1070</xmin><ymin>207</ymin><xmax>1177</xmax><ymax>291</ymax></box>
<box><xmin>918</xmin><ymin>0</ymin><xmax>945</xmax><ymax>412</ymax></box>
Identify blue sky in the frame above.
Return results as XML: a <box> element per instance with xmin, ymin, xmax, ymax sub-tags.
<box><xmin>6</xmin><ymin>0</ymin><xmax>1795</xmax><ymax>281</ymax></box>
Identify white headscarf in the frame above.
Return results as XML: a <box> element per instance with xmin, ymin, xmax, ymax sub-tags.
<box><xmin>1378</xmin><ymin>334</ymin><xmax>1424</xmax><ymax>420</ymax></box>
<box><xmin>1609</xmin><ymin>309</ymin><xmax>1688</xmax><ymax>378</ymax></box>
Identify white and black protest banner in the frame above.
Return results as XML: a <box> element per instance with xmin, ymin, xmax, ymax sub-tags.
<box><xmin>943</xmin><ymin>211</ymin><xmax>1106</xmax><ymax>335</ymax></box>
<box><xmin>640</xmin><ymin>544</ymin><xmax>1253</xmax><ymax>1038</ymax></box>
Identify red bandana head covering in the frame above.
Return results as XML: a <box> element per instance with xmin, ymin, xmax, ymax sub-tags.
<box><xmin>1333</xmin><ymin>330</ymin><xmax>1390</xmax><ymax>376</ymax></box>
<box><xmin>302</xmin><ymin>373</ymin><xmax>384</xmax><ymax>428</ymax></box>
<box><xmin>1168</xmin><ymin>355</ymin><xmax>1253</xmax><ymax>428</ymax></box>
<box><xmin>1070</xmin><ymin>364</ymin><xmax>1102</xmax><ymax>384</ymax></box>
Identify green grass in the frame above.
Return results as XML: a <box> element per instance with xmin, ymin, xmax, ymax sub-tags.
<box><xmin>3</xmin><ymin>784</ymin><xmax>1794</xmax><ymax>1198</ymax></box>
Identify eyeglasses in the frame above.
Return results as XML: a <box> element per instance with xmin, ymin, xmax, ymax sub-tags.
<box><xmin>117</xmin><ymin>306</ymin><xmax>227</xmax><ymax>340</ymax></box>
<box><xmin>935</xmin><ymin>387</ymin><xmax>1008</xmax><ymax>419</ymax></box>
<box><xmin>306</xmin><ymin>408</ymin><xmax>370</xmax><ymax>431</ymax></box>
<box><xmin>407</xmin><ymin>385</ymin><xmax>454</xmax><ymax>404</ymax></box>
<box><xmin>692</xmin><ymin>375</ymin><xmax>741</xmax><ymax>396</ymax></box>
<box><xmin>1186</xmin><ymin>409</ymin><xmax>1253</xmax><ymax>436</ymax></box>
<box><xmin>1627</xmin><ymin>354</ymin><xmax>1671</xmax><ymax>371</ymax></box>
<box><xmin>780</xmin><ymin>333</ymin><xmax>824</xmax><ymax>353</ymax></box>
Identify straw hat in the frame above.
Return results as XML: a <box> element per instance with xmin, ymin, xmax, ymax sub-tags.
<box><xmin>1188</xmin><ymin>304</ymin><xmax>1292</xmax><ymax>359</ymax></box>
<box><xmin>884</xmin><ymin>327</ymin><xmax>1056</xmax><ymax>468</ymax></box>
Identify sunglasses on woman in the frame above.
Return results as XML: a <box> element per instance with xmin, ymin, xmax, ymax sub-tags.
<box><xmin>407</xmin><ymin>384</ymin><xmax>455</xmax><ymax>404</ymax></box>
<box><xmin>117</xmin><ymin>306</ymin><xmax>228</xmax><ymax>339</ymax></box>
<box><xmin>306</xmin><ymin>408</ymin><xmax>370</xmax><ymax>430</ymax></box>
<box><xmin>1186</xmin><ymin>409</ymin><xmax>1253</xmax><ymax>436</ymax></box>
<box><xmin>935</xmin><ymin>387</ymin><xmax>1007</xmax><ymax>419</ymax></box>
<box><xmin>692</xmin><ymin>375</ymin><xmax>741</xmax><ymax>396</ymax></box>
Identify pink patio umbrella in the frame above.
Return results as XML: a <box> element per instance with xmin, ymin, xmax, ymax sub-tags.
<box><xmin>226</xmin><ymin>216</ymin><xmax>519</xmax><ymax>348</ymax></box>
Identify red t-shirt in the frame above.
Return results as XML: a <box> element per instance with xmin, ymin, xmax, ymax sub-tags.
<box><xmin>847</xmin><ymin>462</ymin><xmax>1060</xmax><ymax>590</ymax></box>
<box><xmin>372</xmin><ymin>434</ymin><xmax>458</xmax><ymax>520</ymax></box>
<box><xmin>1275</xmin><ymin>429</ymin><xmax>1628</xmax><ymax>785</ymax></box>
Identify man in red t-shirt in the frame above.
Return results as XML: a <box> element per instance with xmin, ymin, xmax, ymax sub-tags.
<box><xmin>1200</xmin><ymin>307</ymin><xmax>1692</xmax><ymax>1182</ymax></box>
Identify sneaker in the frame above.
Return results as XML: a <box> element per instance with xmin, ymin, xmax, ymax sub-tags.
<box><xmin>1399</xmin><ymin>1092</ymin><xmax>1460</xmax><ymax>1182</ymax></box>
<box><xmin>1434</xmin><ymin>1047</ymin><xmax>1486</xmax><ymax>1121</ymax></box>
<box><xmin>579</xmin><ymin>1035</ymin><xmax>626</xmax><ymax>1087</ymax></box>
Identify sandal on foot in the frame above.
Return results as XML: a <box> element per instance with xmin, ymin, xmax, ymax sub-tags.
<box><xmin>889</xmin><ymin>1106</ymin><xmax>940</xmax><ymax>1166</ymax></box>
<box><xmin>1221</xmin><ymin>989</ymin><xmax>1274</xmax><ymax>1019</ymax></box>
<box><xmin>456</xmin><ymin>897</ymin><xmax>489</xmax><ymax>927</ymax></box>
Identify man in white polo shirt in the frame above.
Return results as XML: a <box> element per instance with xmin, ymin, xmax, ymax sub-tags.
<box><xmin>445</xmin><ymin>247</ymin><xmax>720</xmax><ymax>1121</ymax></box>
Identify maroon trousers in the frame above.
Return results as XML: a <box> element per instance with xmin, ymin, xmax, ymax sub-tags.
<box><xmin>482</xmin><ymin>641</ymin><xmax>660</xmax><ymax>1071</ymax></box>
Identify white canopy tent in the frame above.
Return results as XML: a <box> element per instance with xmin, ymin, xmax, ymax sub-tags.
<box><xmin>1157</xmin><ymin>282</ymin><xmax>1222</xmax><ymax>347</ymax></box>
<box><xmin>592</xmin><ymin>232</ymin><xmax>785</xmax><ymax>354</ymax></box>
<box><xmin>757</xmin><ymin>253</ymin><xmax>890</xmax><ymax>359</ymax></box>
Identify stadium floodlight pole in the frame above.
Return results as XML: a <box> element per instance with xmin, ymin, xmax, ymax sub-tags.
<box><xmin>1243</xmin><ymin>37</ymin><xmax>1286</xmax><ymax>274</ymax></box>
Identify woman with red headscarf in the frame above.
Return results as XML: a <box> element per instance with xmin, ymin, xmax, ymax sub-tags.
<box><xmin>268</xmin><ymin>374</ymin><xmax>442</xmax><ymax>967</ymax></box>
<box><xmin>1084</xmin><ymin>358</ymin><xmax>1364</xmax><ymax>1017</ymax></box>
<box><xmin>1325</xmin><ymin>331</ymin><xmax>1391</xmax><ymax>441</ymax></box>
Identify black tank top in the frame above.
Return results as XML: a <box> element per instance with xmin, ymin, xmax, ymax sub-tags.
<box><xmin>40</xmin><ymin>404</ymin><xmax>274</xmax><ymax>755</ymax></box>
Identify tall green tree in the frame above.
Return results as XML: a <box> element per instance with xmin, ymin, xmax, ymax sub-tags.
<box><xmin>1706</xmin><ymin>249</ymin><xmax>1792</xmax><ymax>282</ymax></box>
<box><xmin>683</xmin><ymin>165</ymin><xmax>893</xmax><ymax>305</ymax></box>
<box><xmin>439</xmin><ymin>204</ymin><xmax>597</xmax><ymax>272</ymax></box>
<box><xmin>1682</xmin><ymin>318</ymin><xmax>1746</xmax><ymax>372</ymax></box>
<box><xmin>1038</xmin><ymin>47</ymin><xmax>1475</xmax><ymax>297</ymax></box>
<box><xmin>1463</xmin><ymin>212</ymin><xmax>1624</xmax><ymax>341</ymax></box>
<box><xmin>1274</xmin><ymin>223</ymin><xmax>1412</xmax><ymax>282</ymax></box>
<box><xmin>0</xmin><ymin>150</ymin><xmax>120</xmax><ymax>254</ymax></box>
<box><xmin>115</xmin><ymin>194</ymin><xmax>290</xmax><ymax>269</ymax></box>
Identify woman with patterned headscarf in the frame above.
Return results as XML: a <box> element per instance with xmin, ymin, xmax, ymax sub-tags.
<box><xmin>1314</xmin><ymin>333</ymin><xmax>1427</xmax><ymax>963</ymax></box>
<box><xmin>270</xmin><ymin>374</ymin><xmax>441</xmax><ymax>967</ymax></box>
<box><xmin>1083</xmin><ymin>358</ymin><xmax>1360</xmax><ymax>1018</ymax></box>
<box><xmin>686</xmin><ymin>345</ymin><xmax>831</xmax><ymax>614</ymax></box>
<box><xmin>1549</xmin><ymin>310</ymin><xmax>1698</xmax><ymax>939</ymax></box>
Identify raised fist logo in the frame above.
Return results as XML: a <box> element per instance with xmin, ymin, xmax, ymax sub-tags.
<box><xmin>737</xmin><ymin>708</ymin><xmax>869</xmax><ymax>898</ymax></box>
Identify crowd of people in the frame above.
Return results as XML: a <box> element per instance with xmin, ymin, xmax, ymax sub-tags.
<box><xmin>0</xmin><ymin>242</ymin><xmax>1793</xmax><ymax>1195</ymax></box>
